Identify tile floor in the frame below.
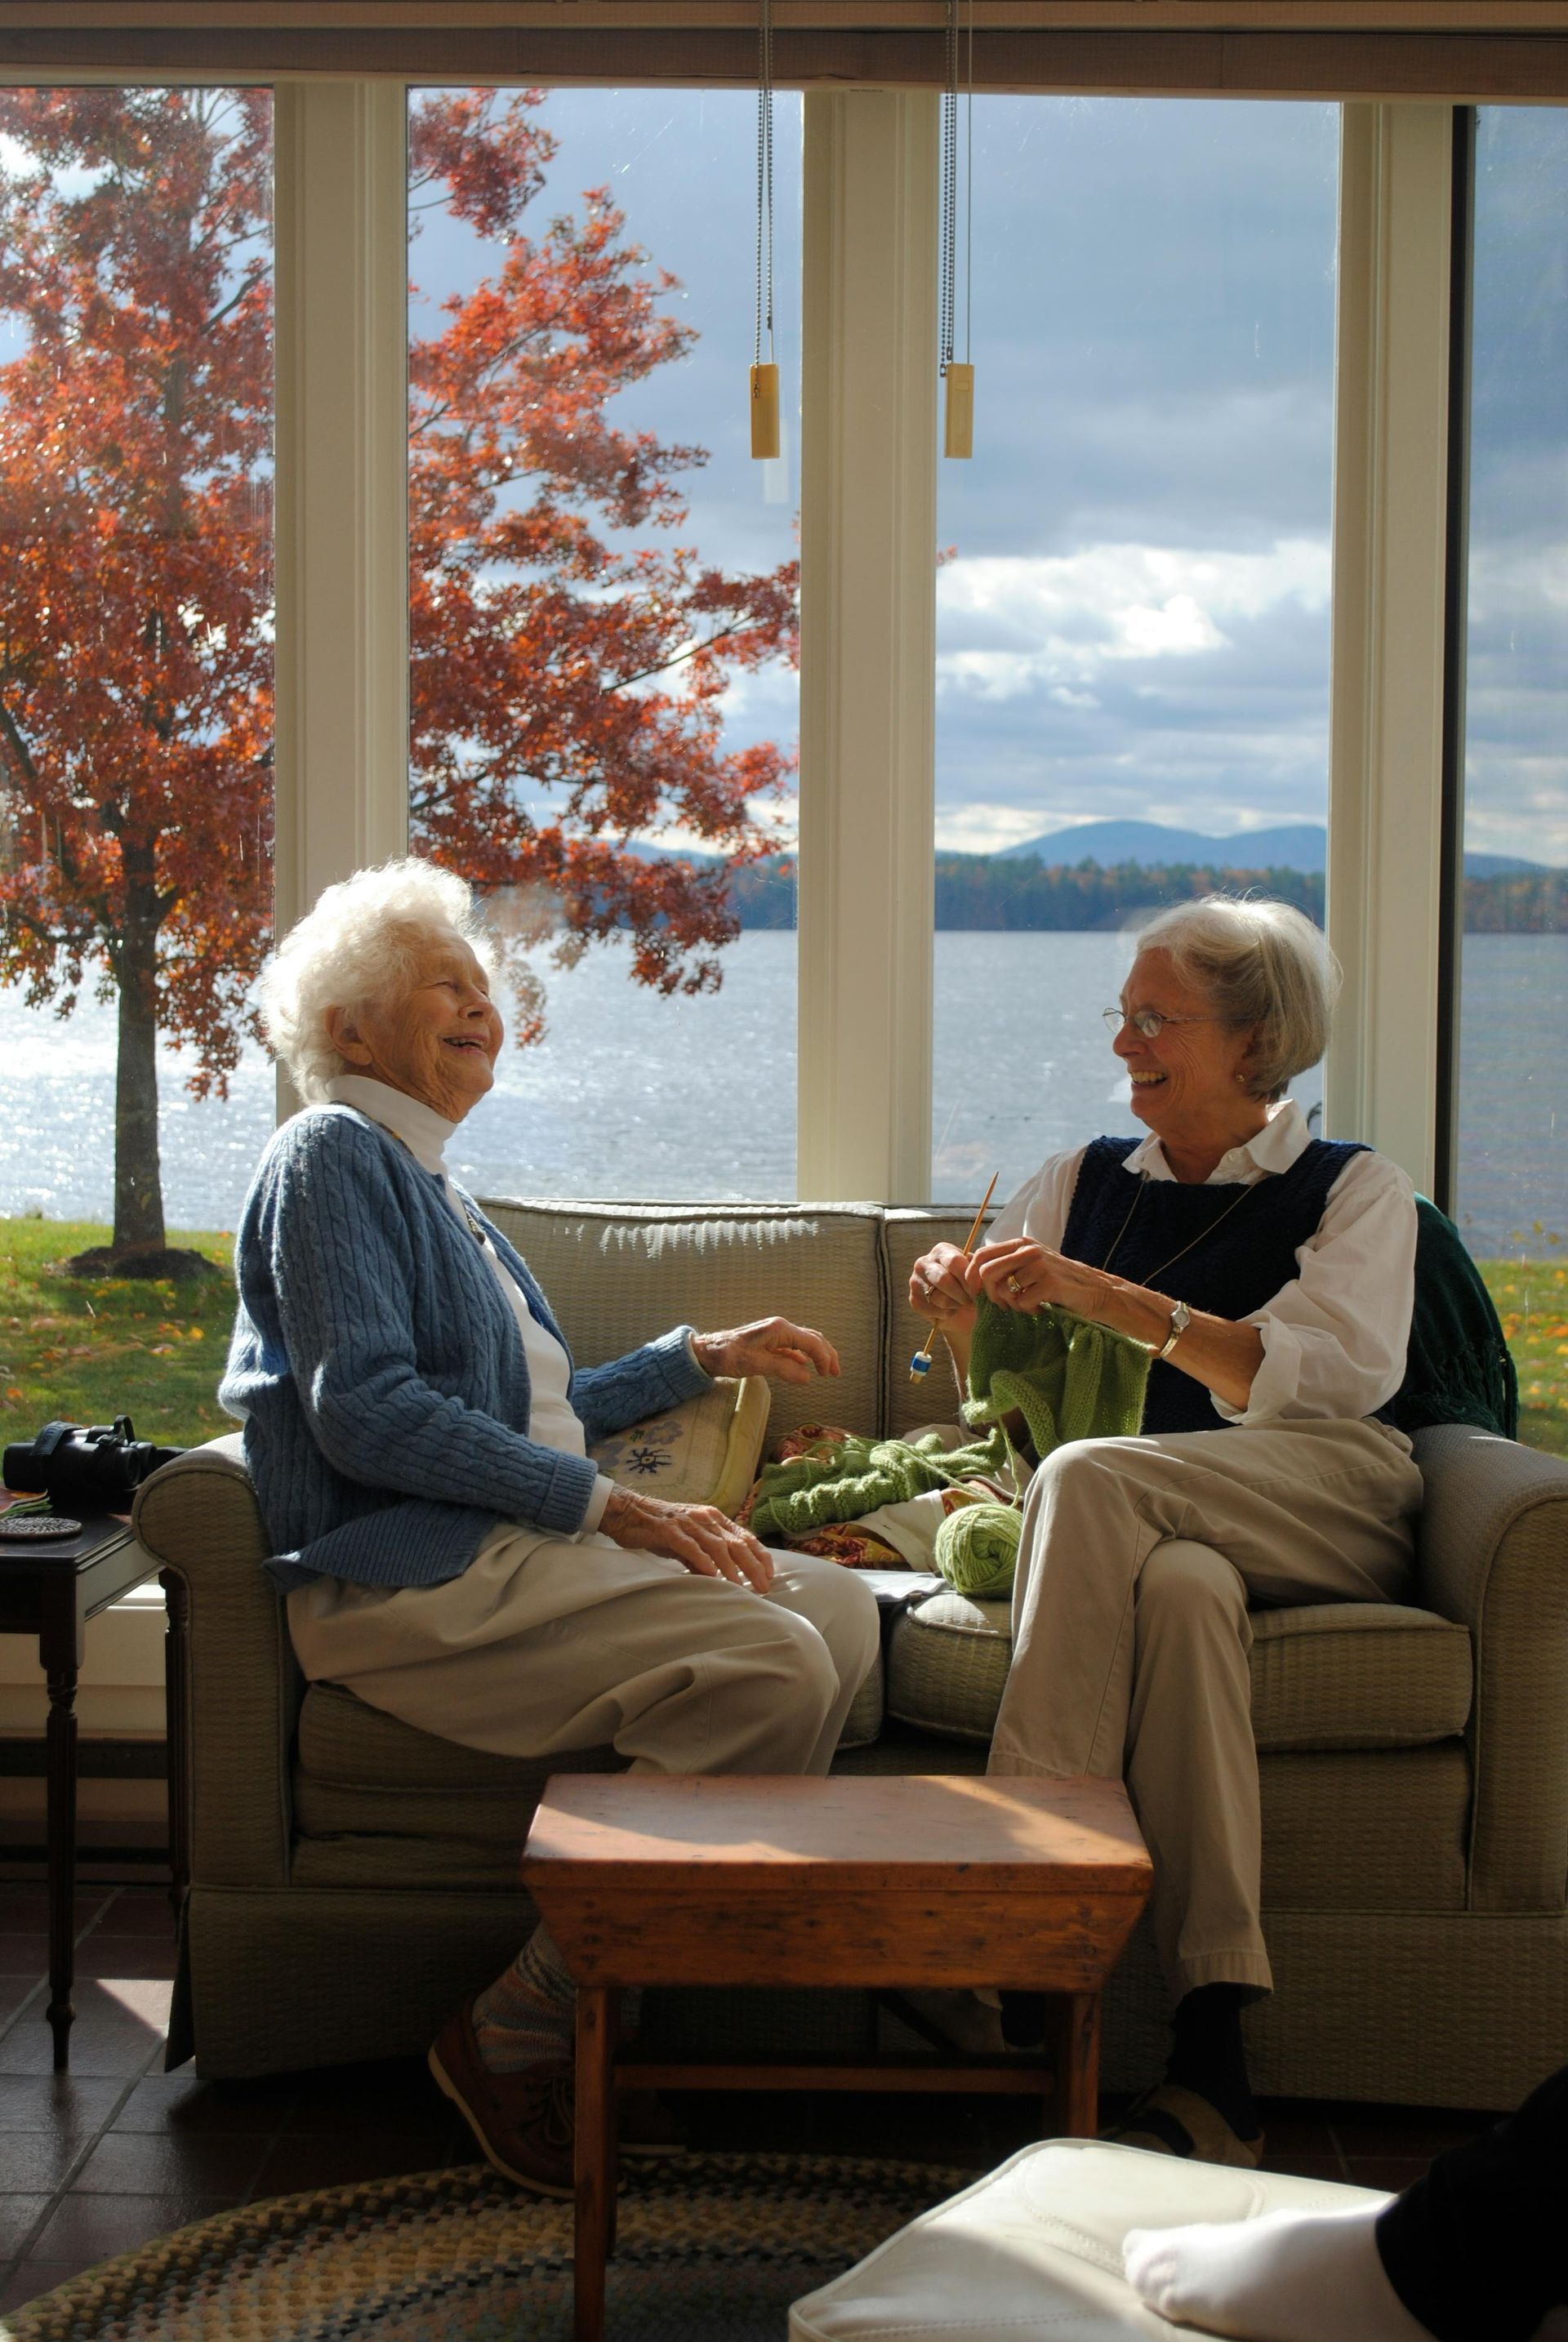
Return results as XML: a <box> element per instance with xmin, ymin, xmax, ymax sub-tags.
<box><xmin>0</xmin><ymin>1880</ymin><xmax>1489</xmax><ymax>2318</ymax></box>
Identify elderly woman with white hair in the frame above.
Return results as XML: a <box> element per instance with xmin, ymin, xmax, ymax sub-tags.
<box><xmin>220</xmin><ymin>857</ymin><xmax>879</xmax><ymax>2199</ymax></box>
<box><xmin>908</xmin><ymin>893</ymin><xmax>1423</xmax><ymax>2171</ymax></box>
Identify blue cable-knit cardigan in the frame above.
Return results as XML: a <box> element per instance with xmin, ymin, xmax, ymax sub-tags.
<box><xmin>219</xmin><ymin>1105</ymin><xmax>710</xmax><ymax>1591</ymax></box>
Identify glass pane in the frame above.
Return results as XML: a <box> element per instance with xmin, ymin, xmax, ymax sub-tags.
<box><xmin>408</xmin><ymin>87</ymin><xmax>801</xmax><ymax>1202</ymax></box>
<box><xmin>932</xmin><ymin>99</ymin><xmax>1339</xmax><ymax>1203</ymax></box>
<box><xmin>0</xmin><ymin>90</ymin><xmax>274</xmax><ymax>1443</ymax></box>
<box><xmin>1456</xmin><ymin>108</ymin><xmax>1568</xmax><ymax>1457</ymax></box>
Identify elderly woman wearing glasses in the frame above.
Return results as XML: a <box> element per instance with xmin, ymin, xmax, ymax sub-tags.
<box><xmin>909</xmin><ymin>894</ymin><xmax>1421</xmax><ymax>2168</ymax></box>
<box><xmin>221</xmin><ymin>857</ymin><xmax>878</xmax><ymax>2198</ymax></box>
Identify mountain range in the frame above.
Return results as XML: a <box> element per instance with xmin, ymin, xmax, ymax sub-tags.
<box><xmin>997</xmin><ymin>819</ymin><xmax>1548</xmax><ymax>879</ymax></box>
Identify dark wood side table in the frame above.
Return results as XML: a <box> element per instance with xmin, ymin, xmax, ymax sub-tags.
<box><xmin>523</xmin><ymin>1770</ymin><xmax>1152</xmax><ymax>2342</ymax></box>
<box><xmin>0</xmin><ymin>1510</ymin><xmax>167</xmax><ymax>2068</ymax></box>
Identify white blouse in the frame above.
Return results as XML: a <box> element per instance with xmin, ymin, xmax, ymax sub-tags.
<box><xmin>323</xmin><ymin>1077</ymin><xmax>613</xmax><ymax>1528</ymax></box>
<box><xmin>983</xmin><ymin>1099</ymin><xmax>1417</xmax><ymax>1430</ymax></box>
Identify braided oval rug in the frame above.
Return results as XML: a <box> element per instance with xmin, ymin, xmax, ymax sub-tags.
<box><xmin>4</xmin><ymin>2153</ymin><xmax>975</xmax><ymax>2342</ymax></box>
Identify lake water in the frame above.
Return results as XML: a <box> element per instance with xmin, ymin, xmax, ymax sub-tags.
<box><xmin>0</xmin><ymin>930</ymin><xmax>1560</xmax><ymax>1254</ymax></box>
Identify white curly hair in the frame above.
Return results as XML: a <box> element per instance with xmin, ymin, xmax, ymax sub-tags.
<box><xmin>1134</xmin><ymin>893</ymin><xmax>1340</xmax><ymax>1102</ymax></box>
<box><xmin>260</xmin><ymin>858</ymin><xmax>499</xmax><ymax>1104</ymax></box>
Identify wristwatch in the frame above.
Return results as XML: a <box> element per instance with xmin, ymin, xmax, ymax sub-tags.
<box><xmin>1155</xmin><ymin>1299</ymin><xmax>1191</xmax><ymax>1361</ymax></box>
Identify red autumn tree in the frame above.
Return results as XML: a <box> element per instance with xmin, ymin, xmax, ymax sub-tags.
<box><xmin>0</xmin><ymin>87</ymin><xmax>796</xmax><ymax>1266</ymax></box>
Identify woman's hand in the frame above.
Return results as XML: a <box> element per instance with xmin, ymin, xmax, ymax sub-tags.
<box><xmin>909</xmin><ymin>1242</ymin><xmax>978</xmax><ymax>1329</ymax></box>
<box><xmin>965</xmin><ymin>1240</ymin><xmax>1265</xmax><ymax>1411</ymax></box>
<box><xmin>965</xmin><ymin>1239</ymin><xmax>1103</xmax><ymax>1320</ymax></box>
<box><xmin>692</xmin><ymin>1317</ymin><xmax>840</xmax><ymax>1385</ymax></box>
<box><xmin>600</xmin><ymin>1486</ymin><xmax>775</xmax><ymax>1590</ymax></box>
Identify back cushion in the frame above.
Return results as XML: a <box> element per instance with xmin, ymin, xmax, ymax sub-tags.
<box><xmin>479</xmin><ymin>1199</ymin><xmax>887</xmax><ymax>1445</ymax></box>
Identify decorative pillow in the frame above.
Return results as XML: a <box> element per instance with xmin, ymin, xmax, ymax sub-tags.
<box><xmin>589</xmin><ymin>1375</ymin><xmax>771</xmax><ymax>1517</ymax></box>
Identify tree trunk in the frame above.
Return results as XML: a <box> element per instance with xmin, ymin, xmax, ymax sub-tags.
<box><xmin>112</xmin><ymin>855</ymin><xmax>166</xmax><ymax>1258</ymax></box>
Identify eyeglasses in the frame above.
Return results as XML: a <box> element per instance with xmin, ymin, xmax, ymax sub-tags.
<box><xmin>1102</xmin><ymin>1007</ymin><xmax>1223</xmax><ymax>1040</ymax></box>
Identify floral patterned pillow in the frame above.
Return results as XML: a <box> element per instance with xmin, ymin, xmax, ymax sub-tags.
<box><xmin>588</xmin><ymin>1375</ymin><xmax>771</xmax><ymax>1518</ymax></box>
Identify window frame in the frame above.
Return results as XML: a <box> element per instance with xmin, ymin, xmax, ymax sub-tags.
<box><xmin>277</xmin><ymin>82</ymin><xmax>1487</xmax><ymax>1205</ymax></box>
<box><xmin>2</xmin><ymin>65</ymin><xmax>1526</xmax><ymax>1208</ymax></box>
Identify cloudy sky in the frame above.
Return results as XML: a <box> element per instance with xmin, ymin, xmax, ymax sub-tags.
<box><xmin>416</xmin><ymin>87</ymin><xmax>1566</xmax><ymax>868</ymax></box>
<box><xmin>4</xmin><ymin>93</ymin><xmax>1559</xmax><ymax>866</ymax></box>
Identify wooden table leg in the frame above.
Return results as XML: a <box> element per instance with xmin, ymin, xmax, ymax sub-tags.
<box><xmin>574</xmin><ymin>1985</ymin><xmax>621</xmax><ymax>2342</ymax></box>
<box><xmin>1054</xmin><ymin>1992</ymin><xmax>1102</xmax><ymax>2138</ymax></box>
<box><xmin>43</xmin><ymin>1646</ymin><xmax>80</xmax><ymax>2071</ymax></box>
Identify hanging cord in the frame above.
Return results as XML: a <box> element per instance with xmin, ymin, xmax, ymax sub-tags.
<box><xmin>964</xmin><ymin>0</ymin><xmax>973</xmax><ymax>363</ymax></box>
<box><xmin>755</xmin><ymin>0</ymin><xmax>771</xmax><ymax>364</ymax></box>
<box><xmin>939</xmin><ymin>0</ymin><xmax>958</xmax><ymax>376</ymax></box>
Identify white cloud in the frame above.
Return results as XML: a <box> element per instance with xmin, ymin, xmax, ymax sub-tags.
<box><xmin>934</xmin><ymin>538</ymin><xmax>1331</xmax><ymax>701</ymax></box>
<box><xmin>1468</xmin><ymin>541</ymin><xmax>1568</xmax><ymax>622</ymax></box>
<box><xmin>933</xmin><ymin>804</ymin><xmax>1070</xmax><ymax>854</ymax></box>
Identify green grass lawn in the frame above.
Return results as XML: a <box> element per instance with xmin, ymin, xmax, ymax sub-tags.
<box><xmin>1484</xmin><ymin>1253</ymin><xmax>1568</xmax><ymax>1458</ymax></box>
<box><xmin>0</xmin><ymin>1215</ymin><xmax>237</xmax><ymax>1454</ymax></box>
<box><xmin>2</xmin><ymin>1215</ymin><xmax>1565</xmax><ymax>1462</ymax></box>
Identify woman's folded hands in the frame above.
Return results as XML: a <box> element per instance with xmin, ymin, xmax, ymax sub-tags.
<box><xmin>600</xmin><ymin>1485</ymin><xmax>775</xmax><ymax>1588</ymax></box>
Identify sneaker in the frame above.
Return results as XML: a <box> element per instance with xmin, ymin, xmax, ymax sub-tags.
<box><xmin>429</xmin><ymin>1995</ymin><xmax>574</xmax><ymax>2197</ymax></box>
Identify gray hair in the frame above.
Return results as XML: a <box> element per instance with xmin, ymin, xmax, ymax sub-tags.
<box><xmin>260</xmin><ymin>857</ymin><xmax>498</xmax><ymax>1103</ymax></box>
<box><xmin>1134</xmin><ymin>894</ymin><xmax>1339</xmax><ymax>1102</ymax></box>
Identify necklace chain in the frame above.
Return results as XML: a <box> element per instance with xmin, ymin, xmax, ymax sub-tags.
<box><xmin>1098</xmin><ymin>1170</ymin><xmax>1264</xmax><ymax>1288</ymax></box>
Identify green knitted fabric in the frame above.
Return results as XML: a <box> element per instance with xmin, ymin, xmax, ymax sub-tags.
<box><xmin>747</xmin><ymin>1427</ymin><xmax>1005</xmax><ymax>1541</ymax></box>
<box><xmin>746</xmin><ymin>1298</ymin><xmax>1152</xmax><ymax>1543</ymax></box>
<box><xmin>934</xmin><ymin>1502</ymin><xmax>1022</xmax><ymax>1596</ymax></box>
<box><xmin>960</xmin><ymin>1296</ymin><xmax>1152</xmax><ymax>1459</ymax></box>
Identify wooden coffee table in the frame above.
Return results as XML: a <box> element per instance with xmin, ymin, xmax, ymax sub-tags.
<box><xmin>522</xmin><ymin>1771</ymin><xmax>1152</xmax><ymax>2342</ymax></box>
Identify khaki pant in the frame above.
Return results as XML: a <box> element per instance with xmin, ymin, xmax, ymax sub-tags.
<box><xmin>987</xmin><ymin>1417</ymin><xmax>1424</xmax><ymax>1998</ymax></box>
<box><xmin>287</xmin><ymin>1529</ymin><xmax>882</xmax><ymax>1780</ymax></box>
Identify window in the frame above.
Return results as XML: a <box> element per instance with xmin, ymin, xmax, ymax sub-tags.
<box><xmin>1455</xmin><ymin>106</ymin><xmax>1568</xmax><ymax>1456</ymax></box>
<box><xmin>0</xmin><ymin>87</ymin><xmax>275</xmax><ymax>1267</ymax></box>
<box><xmin>930</xmin><ymin>99</ymin><xmax>1339</xmax><ymax>1202</ymax></box>
<box><xmin>407</xmin><ymin>87</ymin><xmax>803</xmax><ymax>1203</ymax></box>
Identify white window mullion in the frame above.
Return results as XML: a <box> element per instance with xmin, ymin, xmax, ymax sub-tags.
<box><xmin>273</xmin><ymin>79</ymin><xmax>409</xmax><ymax>1025</ymax></box>
<box><xmin>797</xmin><ymin>90</ymin><xmax>938</xmax><ymax>1205</ymax></box>
<box><xmin>1326</xmin><ymin>102</ymin><xmax>1454</xmax><ymax>1193</ymax></box>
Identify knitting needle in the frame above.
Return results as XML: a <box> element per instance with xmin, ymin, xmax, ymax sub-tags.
<box><xmin>909</xmin><ymin>1171</ymin><xmax>999</xmax><ymax>1383</ymax></box>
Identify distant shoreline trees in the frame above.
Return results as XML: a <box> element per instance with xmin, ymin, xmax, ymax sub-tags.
<box><xmin>725</xmin><ymin>855</ymin><xmax>1567</xmax><ymax>933</ymax></box>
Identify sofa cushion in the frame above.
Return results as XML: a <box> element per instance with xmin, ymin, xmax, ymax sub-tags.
<box><xmin>886</xmin><ymin>1591</ymin><xmax>1014</xmax><ymax>1743</ymax></box>
<box><xmin>479</xmin><ymin>1200</ymin><xmax>887</xmax><ymax>1445</ymax></box>
<box><xmin>589</xmin><ymin>1374</ymin><xmax>769</xmax><ymax>1514</ymax></box>
<box><xmin>888</xmin><ymin>1588</ymin><xmax>1473</xmax><ymax>1752</ymax></box>
<box><xmin>1248</xmin><ymin>1600</ymin><xmax>1473</xmax><ymax>1750</ymax></box>
<box><xmin>292</xmin><ymin>1642</ymin><xmax>888</xmax><ymax>1886</ymax></box>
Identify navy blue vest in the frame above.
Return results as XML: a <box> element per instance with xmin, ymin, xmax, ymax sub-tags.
<box><xmin>1061</xmin><ymin>1135</ymin><xmax>1370</xmax><ymax>1436</ymax></box>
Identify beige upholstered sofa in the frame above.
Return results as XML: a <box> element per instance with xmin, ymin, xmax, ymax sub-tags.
<box><xmin>131</xmin><ymin>1197</ymin><xmax>1568</xmax><ymax>2110</ymax></box>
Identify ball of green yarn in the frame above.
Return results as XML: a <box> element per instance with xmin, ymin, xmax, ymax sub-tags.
<box><xmin>933</xmin><ymin>1502</ymin><xmax>1021</xmax><ymax>1598</ymax></box>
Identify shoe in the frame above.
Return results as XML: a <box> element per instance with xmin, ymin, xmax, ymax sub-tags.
<box><xmin>429</xmin><ymin>1996</ymin><xmax>575</xmax><ymax>2197</ymax></box>
<box><xmin>1101</xmin><ymin>2081</ymin><xmax>1265</xmax><ymax>2169</ymax></box>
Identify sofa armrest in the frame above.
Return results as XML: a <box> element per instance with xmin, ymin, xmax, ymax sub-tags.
<box><xmin>132</xmin><ymin>1435</ymin><xmax>301</xmax><ymax>1891</ymax></box>
<box><xmin>1413</xmin><ymin>1425</ymin><xmax>1568</xmax><ymax>1912</ymax></box>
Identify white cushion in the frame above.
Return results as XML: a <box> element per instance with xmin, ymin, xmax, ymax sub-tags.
<box><xmin>789</xmin><ymin>2138</ymin><xmax>1387</xmax><ymax>2342</ymax></box>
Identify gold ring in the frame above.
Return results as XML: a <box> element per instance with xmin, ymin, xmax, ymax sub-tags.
<box><xmin>1005</xmin><ymin>1273</ymin><xmax>1023</xmax><ymax>1296</ymax></box>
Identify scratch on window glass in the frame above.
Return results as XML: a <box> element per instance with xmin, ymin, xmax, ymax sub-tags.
<box><xmin>617</xmin><ymin>115</ymin><xmax>678</xmax><ymax>176</ymax></box>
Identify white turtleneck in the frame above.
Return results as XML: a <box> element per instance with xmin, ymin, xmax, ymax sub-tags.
<box><xmin>323</xmin><ymin>1075</ymin><xmax>612</xmax><ymax>1532</ymax></box>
